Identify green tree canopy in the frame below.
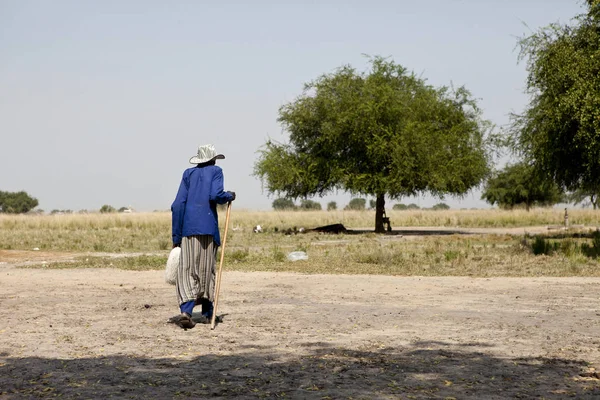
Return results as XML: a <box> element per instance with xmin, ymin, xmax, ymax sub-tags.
<box><xmin>345</xmin><ymin>198</ymin><xmax>366</xmax><ymax>211</ymax></box>
<box><xmin>327</xmin><ymin>201</ymin><xmax>337</xmax><ymax>211</ymax></box>
<box><xmin>299</xmin><ymin>199</ymin><xmax>322</xmax><ymax>210</ymax></box>
<box><xmin>272</xmin><ymin>198</ymin><xmax>296</xmax><ymax>210</ymax></box>
<box><xmin>481</xmin><ymin>162</ymin><xmax>564</xmax><ymax>210</ymax></box>
<box><xmin>512</xmin><ymin>1</ymin><xmax>600</xmax><ymax>195</ymax></box>
<box><xmin>99</xmin><ymin>204</ymin><xmax>116</xmax><ymax>213</ymax></box>
<box><xmin>568</xmin><ymin>185</ymin><xmax>600</xmax><ymax>210</ymax></box>
<box><xmin>254</xmin><ymin>57</ymin><xmax>492</xmax><ymax>232</ymax></box>
<box><xmin>0</xmin><ymin>191</ymin><xmax>39</xmax><ymax>214</ymax></box>
<box><xmin>431</xmin><ymin>203</ymin><xmax>450</xmax><ymax>210</ymax></box>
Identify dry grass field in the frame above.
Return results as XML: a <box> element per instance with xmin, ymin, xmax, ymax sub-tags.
<box><xmin>2</xmin><ymin>208</ymin><xmax>600</xmax><ymax>277</ymax></box>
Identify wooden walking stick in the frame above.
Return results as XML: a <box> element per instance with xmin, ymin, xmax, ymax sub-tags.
<box><xmin>211</xmin><ymin>201</ymin><xmax>232</xmax><ymax>330</ymax></box>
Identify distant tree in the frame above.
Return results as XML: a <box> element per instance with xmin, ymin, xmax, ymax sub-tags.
<box><xmin>99</xmin><ymin>204</ymin><xmax>117</xmax><ymax>213</ymax></box>
<box><xmin>481</xmin><ymin>162</ymin><xmax>564</xmax><ymax>210</ymax></box>
<box><xmin>407</xmin><ymin>203</ymin><xmax>420</xmax><ymax>210</ymax></box>
<box><xmin>511</xmin><ymin>2</ymin><xmax>600</xmax><ymax>198</ymax></box>
<box><xmin>568</xmin><ymin>186</ymin><xmax>600</xmax><ymax>210</ymax></box>
<box><xmin>272</xmin><ymin>198</ymin><xmax>296</xmax><ymax>210</ymax></box>
<box><xmin>369</xmin><ymin>199</ymin><xmax>377</xmax><ymax>209</ymax></box>
<box><xmin>432</xmin><ymin>203</ymin><xmax>450</xmax><ymax>210</ymax></box>
<box><xmin>50</xmin><ymin>209</ymin><xmax>72</xmax><ymax>214</ymax></box>
<box><xmin>254</xmin><ymin>57</ymin><xmax>493</xmax><ymax>233</ymax></box>
<box><xmin>0</xmin><ymin>191</ymin><xmax>39</xmax><ymax>214</ymax></box>
<box><xmin>345</xmin><ymin>198</ymin><xmax>366</xmax><ymax>211</ymax></box>
<box><xmin>299</xmin><ymin>199</ymin><xmax>322</xmax><ymax>210</ymax></box>
<box><xmin>118</xmin><ymin>207</ymin><xmax>129</xmax><ymax>213</ymax></box>
<box><xmin>327</xmin><ymin>201</ymin><xmax>337</xmax><ymax>211</ymax></box>
<box><xmin>393</xmin><ymin>203</ymin><xmax>408</xmax><ymax>210</ymax></box>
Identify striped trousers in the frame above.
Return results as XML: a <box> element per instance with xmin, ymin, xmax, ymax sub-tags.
<box><xmin>176</xmin><ymin>235</ymin><xmax>217</xmax><ymax>306</ymax></box>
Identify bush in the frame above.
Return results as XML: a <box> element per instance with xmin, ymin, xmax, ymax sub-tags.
<box><xmin>531</xmin><ymin>236</ymin><xmax>557</xmax><ymax>255</ymax></box>
<box><xmin>99</xmin><ymin>205</ymin><xmax>116</xmax><ymax>213</ymax></box>
<box><xmin>345</xmin><ymin>198</ymin><xmax>366</xmax><ymax>211</ymax></box>
<box><xmin>582</xmin><ymin>230</ymin><xmax>600</xmax><ymax>258</ymax></box>
<box><xmin>432</xmin><ymin>203</ymin><xmax>450</xmax><ymax>210</ymax></box>
<box><xmin>393</xmin><ymin>203</ymin><xmax>408</xmax><ymax>210</ymax></box>
<box><xmin>407</xmin><ymin>203</ymin><xmax>420</xmax><ymax>210</ymax></box>
<box><xmin>272</xmin><ymin>198</ymin><xmax>296</xmax><ymax>210</ymax></box>
<box><xmin>327</xmin><ymin>201</ymin><xmax>337</xmax><ymax>211</ymax></box>
<box><xmin>299</xmin><ymin>199</ymin><xmax>322</xmax><ymax>210</ymax></box>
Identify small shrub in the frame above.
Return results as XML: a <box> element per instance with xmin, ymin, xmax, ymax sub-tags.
<box><xmin>327</xmin><ymin>201</ymin><xmax>337</xmax><ymax>211</ymax></box>
<box><xmin>531</xmin><ymin>236</ymin><xmax>557</xmax><ymax>256</ymax></box>
<box><xmin>582</xmin><ymin>230</ymin><xmax>600</xmax><ymax>258</ymax></box>
<box><xmin>271</xmin><ymin>245</ymin><xmax>286</xmax><ymax>262</ymax></box>
<box><xmin>592</xmin><ymin>229</ymin><xmax>600</xmax><ymax>250</ymax></box>
<box><xmin>93</xmin><ymin>242</ymin><xmax>107</xmax><ymax>252</ymax></box>
<box><xmin>158</xmin><ymin>239</ymin><xmax>171</xmax><ymax>250</ymax></box>
<box><xmin>444</xmin><ymin>250</ymin><xmax>460</xmax><ymax>262</ymax></box>
<box><xmin>230</xmin><ymin>248</ymin><xmax>250</xmax><ymax>262</ymax></box>
<box><xmin>559</xmin><ymin>239</ymin><xmax>578</xmax><ymax>257</ymax></box>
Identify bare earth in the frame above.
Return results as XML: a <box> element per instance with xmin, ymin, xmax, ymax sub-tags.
<box><xmin>1</xmin><ymin>252</ymin><xmax>600</xmax><ymax>398</ymax></box>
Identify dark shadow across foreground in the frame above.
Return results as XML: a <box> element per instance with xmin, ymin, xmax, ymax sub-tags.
<box><xmin>1</xmin><ymin>341</ymin><xmax>598</xmax><ymax>399</ymax></box>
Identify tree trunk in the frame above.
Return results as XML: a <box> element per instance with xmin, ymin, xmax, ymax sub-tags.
<box><xmin>375</xmin><ymin>194</ymin><xmax>386</xmax><ymax>233</ymax></box>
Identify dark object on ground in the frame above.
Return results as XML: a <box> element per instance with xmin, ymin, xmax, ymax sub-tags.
<box><xmin>312</xmin><ymin>223</ymin><xmax>347</xmax><ymax>234</ymax></box>
<box><xmin>282</xmin><ymin>226</ymin><xmax>305</xmax><ymax>235</ymax></box>
<box><xmin>169</xmin><ymin>313</ymin><xmax>196</xmax><ymax>330</ymax></box>
<box><xmin>168</xmin><ymin>313</ymin><xmax>224</xmax><ymax>327</ymax></box>
<box><xmin>382</xmin><ymin>210</ymin><xmax>392</xmax><ymax>232</ymax></box>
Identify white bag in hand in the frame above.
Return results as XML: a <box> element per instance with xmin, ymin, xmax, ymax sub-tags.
<box><xmin>165</xmin><ymin>247</ymin><xmax>181</xmax><ymax>285</ymax></box>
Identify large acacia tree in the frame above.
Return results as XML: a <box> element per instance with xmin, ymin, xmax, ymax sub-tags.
<box><xmin>512</xmin><ymin>1</ymin><xmax>600</xmax><ymax>195</ymax></box>
<box><xmin>255</xmin><ymin>57</ymin><xmax>492</xmax><ymax>232</ymax></box>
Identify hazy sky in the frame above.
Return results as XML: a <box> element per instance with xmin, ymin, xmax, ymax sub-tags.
<box><xmin>0</xmin><ymin>0</ymin><xmax>585</xmax><ymax>212</ymax></box>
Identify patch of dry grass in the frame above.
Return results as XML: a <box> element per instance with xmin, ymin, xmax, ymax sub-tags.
<box><xmin>21</xmin><ymin>231</ymin><xmax>600</xmax><ymax>277</ymax></box>
<box><xmin>2</xmin><ymin>208</ymin><xmax>598</xmax><ymax>253</ymax></box>
<box><xmin>6</xmin><ymin>209</ymin><xmax>600</xmax><ymax>277</ymax></box>
<box><xmin>0</xmin><ymin>213</ymin><xmax>171</xmax><ymax>252</ymax></box>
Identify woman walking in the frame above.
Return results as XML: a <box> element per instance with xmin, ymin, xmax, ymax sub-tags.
<box><xmin>171</xmin><ymin>144</ymin><xmax>235</xmax><ymax>329</ymax></box>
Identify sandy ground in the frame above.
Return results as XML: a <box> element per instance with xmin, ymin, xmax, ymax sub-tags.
<box><xmin>1</xmin><ymin>253</ymin><xmax>600</xmax><ymax>399</ymax></box>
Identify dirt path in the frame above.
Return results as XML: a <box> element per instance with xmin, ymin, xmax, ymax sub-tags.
<box><xmin>1</xmin><ymin>259</ymin><xmax>599</xmax><ymax>399</ymax></box>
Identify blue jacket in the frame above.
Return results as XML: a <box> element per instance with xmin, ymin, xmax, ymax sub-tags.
<box><xmin>171</xmin><ymin>165</ymin><xmax>233</xmax><ymax>246</ymax></box>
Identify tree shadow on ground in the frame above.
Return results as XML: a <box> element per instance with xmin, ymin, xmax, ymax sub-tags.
<box><xmin>528</xmin><ymin>230</ymin><xmax>600</xmax><ymax>240</ymax></box>
<box><xmin>347</xmin><ymin>229</ymin><xmax>472</xmax><ymax>236</ymax></box>
<box><xmin>1</xmin><ymin>341</ymin><xmax>598</xmax><ymax>399</ymax></box>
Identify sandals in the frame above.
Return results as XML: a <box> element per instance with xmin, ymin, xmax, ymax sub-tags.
<box><xmin>168</xmin><ymin>313</ymin><xmax>223</xmax><ymax>329</ymax></box>
<box><xmin>177</xmin><ymin>313</ymin><xmax>196</xmax><ymax>329</ymax></box>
